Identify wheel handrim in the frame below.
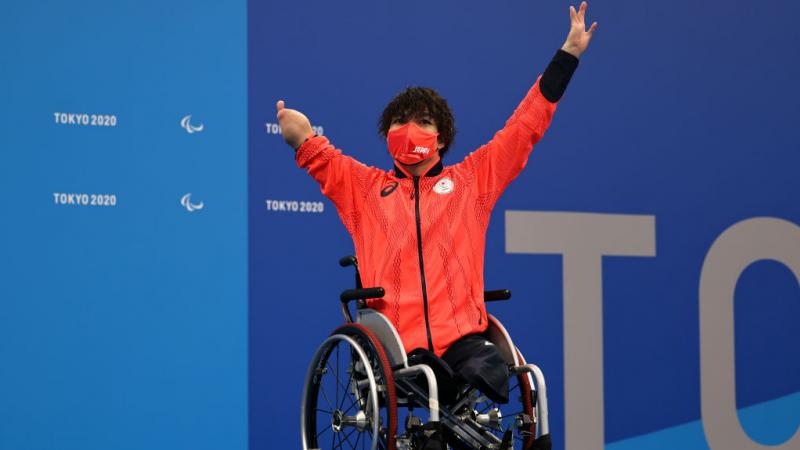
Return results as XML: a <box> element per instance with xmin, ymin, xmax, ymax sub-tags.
<box><xmin>302</xmin><ymin>334</ymin><xmax>381</xmax><ymax>450</ymax></box>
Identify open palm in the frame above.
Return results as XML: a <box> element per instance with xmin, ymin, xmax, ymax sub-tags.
<box><xmin>562</xmin><ymin>1</ymin><xmax>598</xmax><ymax>58</ymax></box>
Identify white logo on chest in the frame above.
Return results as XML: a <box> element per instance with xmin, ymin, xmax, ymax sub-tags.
<box><xmin>433</xmin><ymin>177</ymin><xmax>454</xmax><ymax>195</ymax></box>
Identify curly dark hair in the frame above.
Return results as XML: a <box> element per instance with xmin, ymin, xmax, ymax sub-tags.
<box><xmin>378</xmin><ymin>86</ymin><xmax>456</xmax><ymax>159</ymax></box>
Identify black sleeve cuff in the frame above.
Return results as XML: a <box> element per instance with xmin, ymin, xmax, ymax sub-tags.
<box><xmin>539</xmin><ymin>49</ymin><xmax>580</xmax><ymax>103</ymax></box>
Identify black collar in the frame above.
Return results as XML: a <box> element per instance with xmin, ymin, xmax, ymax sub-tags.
<box><xmin>393</xmin><ymin>160</ymin><xmax>444</xmax><ymax>179</ymax></box>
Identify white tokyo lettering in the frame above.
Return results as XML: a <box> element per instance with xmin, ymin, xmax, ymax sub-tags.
<box><xmin>264</xmin><ymin>123</ymin><xmax>324</xmax><ymax>136</ymax></box>
<box><xmin>53</xmin><ymin>192</ymin><xmax>117</xmax><ymax>207</ymax></box>
<box><xmin>54</xmin><ymin>112</ymin><xmax>117</xmax><ymax>127</ymax></box>
<box><xmin>700</xmin><ymin>218</ymin><xmax>800</xmax><ymax>450</ymax></box>
<box><xmin>506</xmin><ymin>211</ymin><xmax>657</xmax><ymax>450</ymax></box>
<box><xmin>265</xmin><ymin>123</ymin><xmax>282</xmax><ymax>134</ymax></box>
<box><xmin>507</xmin><ymin>211</ymin><xmax>800</xmax><ymax>450</ymax></box>
<box><xmin>413</xmin><ymin>146</ymin><xmax>430</xmax><ymax>154</ymax></box>
<box><xmin>264</xmin><ymin>199</ymin><xmax>325</xmax><ymax>214</ymax></box>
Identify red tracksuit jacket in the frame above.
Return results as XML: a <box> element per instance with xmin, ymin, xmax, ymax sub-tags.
<box><xmin>296</xmin><ymin>78</ymin><xmax>557</xmax><ymax>356</ymax></box>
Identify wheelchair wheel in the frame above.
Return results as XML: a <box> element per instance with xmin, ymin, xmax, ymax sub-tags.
<box><xmin>302</xmin><ymin>324</ymin><xmax>397</xmax><ymax>450</ymax></box>
<box><xmin>516</xmin><ymin>349</ymin><xmax>536</xmax><ymax>450</ymax></box>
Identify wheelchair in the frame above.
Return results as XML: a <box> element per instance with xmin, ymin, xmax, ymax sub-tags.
<box><xmin>301</xmin><ymin>256</ymin><xmax>551</xmax><ymax>450</ymax></box>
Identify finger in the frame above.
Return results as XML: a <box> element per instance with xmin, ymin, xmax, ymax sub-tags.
<box><xmin>276</xmin><ymin>100</ymin><xmax>285</xmax><ymax>111</ymax></box>
<box><xmin>569</xmin><ymin>5</ymin><xmax>577</xmax><ymax>22</ymax></box>
<box><xmin>578</xmin><ymin>1</ymin><xmax>588</xmax><ymax>23</ymax></box>
<box><xmin>588</xmin><ymin>21</ymin><xmax>598</xmax><ymax>35</ymax></box>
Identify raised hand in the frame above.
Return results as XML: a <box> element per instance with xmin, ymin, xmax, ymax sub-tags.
<box><xmin>276</xmin><ymin>100</ymin><xmax>314</xmax><ymax>149</ymax></box>
<box><xmin>561</xmin><ymin>1</ymin><xmax>598</xmax><ymax>59</ymax></box>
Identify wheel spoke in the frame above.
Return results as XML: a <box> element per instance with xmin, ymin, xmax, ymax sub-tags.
<box><xmin>340</xmin><ymin>396</ymin><xmax>360</xmax><ymax>416</ymax></box>
<box><xmin>328</xmin><ymin>360</ymin><xmax>358</xmax><ymax>405</ymax></box>
<box><xmin>328</xmin><ymin>361</ymin><xmax>359</xmax><ymax>412</ymax></box>
<box><xmin>366</xmin><ymin>428</ymin><xmax>373</xmax><ymax>450</ymax></box>
<box><xmin>319</xmin><ymin>382</ymin><xmax>336</xmax><ymax>412</ymax></box>
<box><xmin>340</xmin><ymin>360</ymin><xmax>355</xmax><ymax>411</ymax></box>
<box><xmin>315</xmin><ymin>423</ymin><xmax>332</xmax><ymax>439</ymax></box>
<box><xmin>336</xmin><ymin>344</ymin><xmax>341</xmax><ymax>411</ymax></box>
<box><xmin>332</xmin><ymin>427</ymin><xmax>357</xmax><ymax>450</ymax></box>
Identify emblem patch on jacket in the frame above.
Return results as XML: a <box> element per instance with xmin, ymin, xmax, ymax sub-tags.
<box><xmin>380</xmin><ymin>181</ymin><xmax>399</xmax><ymax>197</ymax></box>
<box><xmin>433</xmin><ymin>177</ymin><xmax>454</xmax><ymax>195</ymax></box>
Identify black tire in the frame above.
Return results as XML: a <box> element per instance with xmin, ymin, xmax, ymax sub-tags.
<box><xmin>302</xmin><ymin>324</ymin><xmax>397</xmax><ymax>450</ymax></box>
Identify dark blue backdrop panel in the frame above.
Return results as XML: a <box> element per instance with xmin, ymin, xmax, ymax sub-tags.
<box><xmin>248</xmin><ymin>0</ymin><xmax>800</xmax><ymax>449</ymax></box>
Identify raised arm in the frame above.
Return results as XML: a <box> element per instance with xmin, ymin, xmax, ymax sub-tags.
<box><xmin>275</xmin><ymin>100</ymin><xmax>379</xmax><ymax>233</ymax></box>
<box><xmin>458</xmin><ymin>2</ymin><xmax>597</xmax><ymax>208</ymax></box>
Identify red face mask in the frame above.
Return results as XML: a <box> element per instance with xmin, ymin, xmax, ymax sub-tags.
<box><xmin>387</xmin><ymin>122</ymin><xmax>439</xmax><ymax>165</ymax></box>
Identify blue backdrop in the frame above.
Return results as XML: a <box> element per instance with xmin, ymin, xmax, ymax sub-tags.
<box><xmin>2</xmin><ymin>0</ymin><xmax>799</xmax><ymax>449</ymax></box>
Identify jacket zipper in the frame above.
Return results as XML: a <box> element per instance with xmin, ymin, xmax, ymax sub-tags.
<box><xmin>413</xmin><ymin>176</ymin><xmax>435</xmax><ymax>352</ymax></box>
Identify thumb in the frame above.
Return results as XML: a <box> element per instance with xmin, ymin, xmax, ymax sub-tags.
<box><xmin>276</xmin><ymin>100</ymin><xmax>285</xmax><ymax>111</ymax></box>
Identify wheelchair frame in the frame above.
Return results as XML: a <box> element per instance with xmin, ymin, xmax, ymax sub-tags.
<box><xmin>301</xmin><ymin>257</ymin><xmax>551</xmax><ymax>450</ymax></box>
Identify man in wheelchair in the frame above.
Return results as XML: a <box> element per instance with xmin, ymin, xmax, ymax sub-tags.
<box><xmin>277</xmin><ymin>4</ymin><xmax>597</xmax><ymax>448</ymax></box>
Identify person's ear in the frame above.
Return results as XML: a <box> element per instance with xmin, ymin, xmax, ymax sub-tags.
<box><xmin>437</xmin><ymin>139</ymin><xmax>445</xmax><ymax>151</ymax></box>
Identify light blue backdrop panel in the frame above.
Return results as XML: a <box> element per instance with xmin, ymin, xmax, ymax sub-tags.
<box><xmin>0</xmin><ymin>2</ymin><xmax>247</xmax><ymax>450</ymax></box>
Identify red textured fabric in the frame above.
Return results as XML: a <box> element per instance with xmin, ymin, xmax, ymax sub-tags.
<box><xmin>296</xmin><ymin>79</ymin><xmax>557</xmax><ymax>356</ymax></box>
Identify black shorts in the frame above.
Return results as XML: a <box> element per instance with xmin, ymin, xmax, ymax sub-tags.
<box><xmin>442</xmin><ymin>333</ymin><xmax>509</xmax><ymax>404</ymax></box>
